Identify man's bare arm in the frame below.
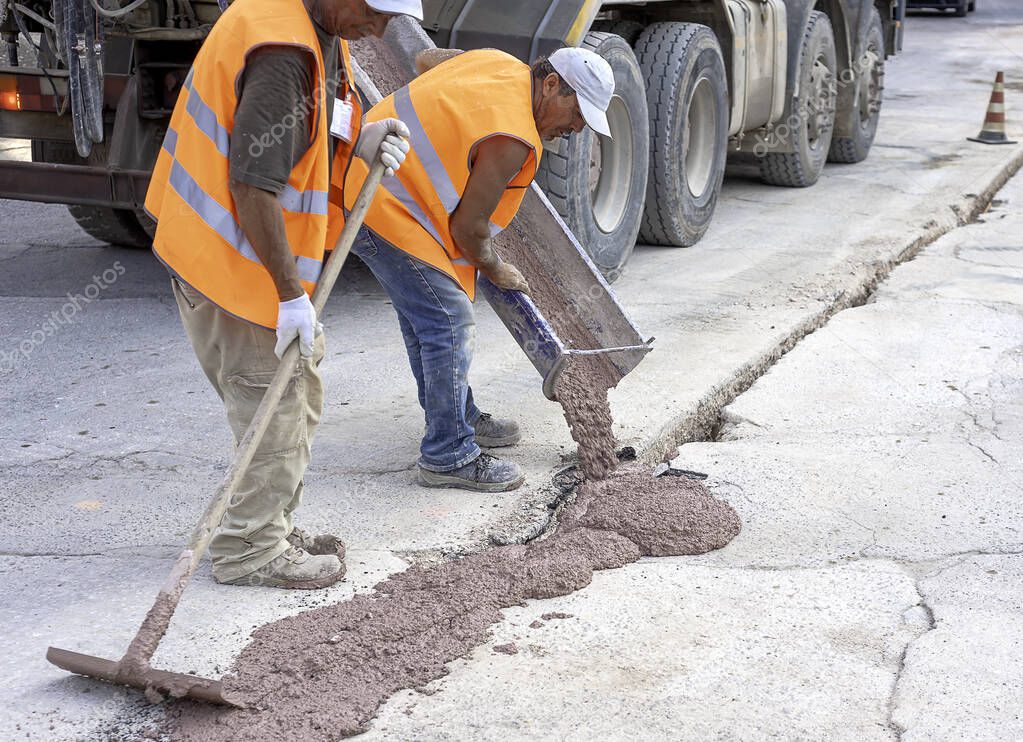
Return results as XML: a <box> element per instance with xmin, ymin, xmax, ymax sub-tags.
<box><xmin>449</xmin><ymin>136</ymin><xmax>531</xmax><ymax>291</ymax></box>
<box><xmin>229</xmin><ymin>180</ymin><xmax>304</xmax><ymax>301</ymax></box>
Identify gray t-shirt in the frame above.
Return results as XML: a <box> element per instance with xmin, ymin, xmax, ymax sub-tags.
<box><xmin>228</xmin><ymin>18</ymin><xmax>340</xmax><ymax>194</ymax></box>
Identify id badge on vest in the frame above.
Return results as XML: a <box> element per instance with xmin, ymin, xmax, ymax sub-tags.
<box><xmin>330</xmin><ymin>95</ymin><xmax>354</xmax><ymax>143</ymax></box>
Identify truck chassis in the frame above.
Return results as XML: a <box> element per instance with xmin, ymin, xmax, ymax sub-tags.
<box><xmin>0</xmin><ymin>0</ymin><xmax>905</xmax><ymax>269</ymax></box>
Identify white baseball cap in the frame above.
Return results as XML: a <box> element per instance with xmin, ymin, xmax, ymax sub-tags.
<box><xmin>365</xmin><ymin>0</ymin><xmax>423</xmax><ymax>21</ymax></box>
<box><xmin>548</xmin><ymin>47</ymin><xmax>614</xmax><ymax>138</ymax></box>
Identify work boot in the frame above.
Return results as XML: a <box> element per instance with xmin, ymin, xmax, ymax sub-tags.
<box><xmin>473</xmin><ymin>412</ymin><xmax>521</xmax><ymax>448</ymax></box>
<box><xmin>218</xmin><ymin>546</ymin><xmax>346</xmax><ymax>589</ymax></box>
<box><xmin>418</xmin><ymin>453</ymin><xmax>525</xmax><ymax>492</ymax></box>
<box><xmin>287</xmin><ymin>526</ymin><xmax>346</xmax><ymax>559</ymax></box>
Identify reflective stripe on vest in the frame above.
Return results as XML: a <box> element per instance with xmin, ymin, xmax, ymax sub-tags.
<box><xmin>145</xmin><ymin>0</ymin><xmax>360</xmax><ymax>329</ymax></box>
<box><xmin>379</xmin><ymin>174</ymin><xmax>447</xmax><ymax>248</ymax></box>
<box><xmin>392</xmin><ymin>86</ymin><xmax>512</xmax><ymax>245</ymax></box>
<box><xmin>393</xmin><ymin>86</ymin><xmax>460</xmax><ymax>213</ymax></box>
<box><xmin>164</xmin><ymin>150</ymin><xmax>324</xmax><ymax>284</ymax></box>
<box><xmin>182</xmin><ymin>69</ymin><xmax>230</xmax><ymax>157</ymax></box>
<box><xmin>159</xmin><ymin>94</ymin><xmax>329</xmax><ymax>284</ymax></box>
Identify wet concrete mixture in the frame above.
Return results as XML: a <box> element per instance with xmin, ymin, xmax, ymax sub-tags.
<box><xmin>553</xmin><ymin>359</ymin><xmax>619</xmax><ymax>480</ymax></box>
<box><xmin>168</xmin><ymin>435</ymin><xmax>741</xmax><ymax>740</ymax></box>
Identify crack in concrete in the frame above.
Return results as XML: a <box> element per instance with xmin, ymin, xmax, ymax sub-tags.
<box><xmin>0</xmin><ymin>447</ymin><xmax>217</xmax><ymax>474</ymax></box>
<box><xmin>710</xmin><ymin>478</ymin><xmax>755</xmax><ymax>507</ymax></box>
<box><xmin>347</xmin><ymin>464</ymin><xmax>417</xmax><ymax>476</ymax></box>
<box><xmin>967</xmin><ymin>438</ymin><xmax>999</xmax><ymax>465</ymax></box>
<box><xmin>887</xmin><ymin>576</ymin><xmax>937</xmax><ymax>741</ymax></box>
<box><xmin>0</xmin><ymin>550</ymin><xmax>108</xmax><ymax>558</ymax></box>
<box><xmin>0</xmin><ymin>548</ymin><xmax>180</xmax><ymax>559</ymax></box>
<box><xmin>847</xmin><ymin>514</ymin><xmax>882</xmax><ymax>559</ymax></box>
<box><xmin>695</xmin><ymin>547</ymin><xmax>1023</xmax><ymax>574</ymax></box>
<box><xmin>0</xmin><ymin>450</ymin><xmax>78</xmax><ymax>468</ymax></box>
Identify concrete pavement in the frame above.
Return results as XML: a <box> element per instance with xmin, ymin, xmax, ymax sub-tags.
<box><xmin>1</xmin><ymin>2</ymin><xmax>1022</xmax><ymax>738</ymax></box>
<box><xmin>365</xmin><ymin>109</ymin><xmax>1023</xmax><ymax>742</ymax></box>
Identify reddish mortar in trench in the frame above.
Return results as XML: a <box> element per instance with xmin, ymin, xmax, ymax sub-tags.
<box><xmin>167</xmin><ymin>368</ymin><xmax>741</xmax><ymax>739</ymax></box>
<box><xmin>169</xmin><ymin>467</ymin><xmax>739</xmax><ymax>740</ymax></box>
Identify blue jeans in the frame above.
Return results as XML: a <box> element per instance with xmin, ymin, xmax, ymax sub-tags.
<box><xmin>352</xmin><ymin>228</ymin><xmax>483</xmax><ymax>471</ymax></box>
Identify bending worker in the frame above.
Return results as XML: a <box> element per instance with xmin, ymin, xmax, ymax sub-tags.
<box><xmin>346</xmin><ymin>47</ymin><xmax>614</xmax><ymax>492</ymax></box>
<box><xmin>144</xmin><ymin>0</ymin><xmax>420</xmax><ymax>589</ymax></box>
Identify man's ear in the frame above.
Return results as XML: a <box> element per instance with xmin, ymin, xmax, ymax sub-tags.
<box><xmin>543</xmin><ymin>72</ymin><xmax>561</xmax><ymax>96</ymax></box>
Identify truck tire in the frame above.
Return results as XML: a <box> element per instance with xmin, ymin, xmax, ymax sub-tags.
<box><xmin>534</xmin><ymin>32</ymin><xmax>649</xmax><ymax>278</ymax></box>
<box><xmin>954</xmin><ymin>0</ymin><xmax>968</xmax><ymax>16</ymax></box>
<box><xmin>758</xmin><ymin>11</ymin><xmax>837</xmax><ymax>187</ymax></box>
<box><xmin>828</xmin><ymin>9</ymin><xmax>884</xmax><ymax>164</ymax></box>
<box><xmin>32</xmin><ymin>141</ymin><xmax>155</xmax><ymax>248</ymax></box>
<box><xmin>634</xmin><ymin>22</ymin><xmax>728</xmax><ymax>247</ymax></box>
<box><xmin>590</xmin><ymin>19</ymin><xmax>645</xmax><ymax>46</ymax></box>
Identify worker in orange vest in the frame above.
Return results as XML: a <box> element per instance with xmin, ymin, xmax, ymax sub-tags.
<box><xmin>345</xmin><ymin>47</ymin><xmax>615</xmax><ymax>492</ymax></box>
<box><xmin>144</xmin><ymin>0</ymin><xmax>421</xmax><ymax>590</ymax></box>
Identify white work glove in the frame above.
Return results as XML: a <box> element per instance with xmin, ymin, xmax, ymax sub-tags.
<box><xmin>355</xmin><ymin>118</ymin><xmax>411</xmax><ymax>177</ymax></box>
<box><xmin>275</xmin><ymin>294</ymin><xmax>317</xmax><ymax>359</ymax></box>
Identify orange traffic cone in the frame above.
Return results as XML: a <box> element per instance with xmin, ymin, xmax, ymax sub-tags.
<box><xmin>968</xmin><ymin>71</ymin><xmax>1016</xmax><ymax>145</ymax></box>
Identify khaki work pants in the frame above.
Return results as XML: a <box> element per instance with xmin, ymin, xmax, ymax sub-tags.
<box><xmin>171</xmin><ymin>276</ymin><xmax>325</xmax><ymax>582</ymax></box>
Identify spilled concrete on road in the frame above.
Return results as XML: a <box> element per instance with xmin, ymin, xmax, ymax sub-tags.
<box><xmin>168</xmin><ymin>461</ymin><xmax>740</xmax><ymax>740</ymax></box>
<box><xmin>167</xmin><ymin>354</ymin><xmax>740</xmax><ymax>740</ymax></box>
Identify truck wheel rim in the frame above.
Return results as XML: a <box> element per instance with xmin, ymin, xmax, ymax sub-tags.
<box><xmin>686</xmin><ymin>76</ymin><xmax>716</xmax><ymax>200</ymax></box>
<box><xmin>589</xmin><ymin>94</ymin><xmax>633</xmax><ymax>234</ymax></box>
<box><xmin>859</xmin><ymin>48</ymin><xmax>882</xmax><ymax>127</ymax></box>
<box><xmin>807</xmin><ymin>55</ymin><xmax>835</xmax><ymax>150</ymax></box>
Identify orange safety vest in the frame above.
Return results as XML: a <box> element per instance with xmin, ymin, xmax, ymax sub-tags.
<box><xmin>344</xmin><ymin>49</ymin><xmax>543</xmax><ymax>301</ymax></box>
<box><xmin>144</xmin><ymin>0</ymin><xmax>362</xmax><ymax>329</ymax></box>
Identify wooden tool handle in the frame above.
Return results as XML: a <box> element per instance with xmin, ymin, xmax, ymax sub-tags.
<box><xmin>118</xmin><ymin>159</ymin><xmax>389</xmax><ymax>671</ymax></box>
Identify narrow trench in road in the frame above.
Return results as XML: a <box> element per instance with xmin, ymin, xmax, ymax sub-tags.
<box><xmin>695</xmin><ymin>169</ymin><xmax>1022</xmax><ymax>446</ymax></box>
<box><xmin>531</xmin><ymin>157</ymin><xmax>1022</xmax><ymax>552</ymax></box>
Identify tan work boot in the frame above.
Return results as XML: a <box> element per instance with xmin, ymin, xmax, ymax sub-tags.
<box><xmin>473</xmin><ymin>412</ymin><xmax>521</xmax><ymax>448</ymax></box>
<box><xmin>418</xmin><ymin>452</ymin><xmax>525</xmax><ymax>492</ymax></box>
<box><xmin>287</xmin><ymin>526</ymin><xmax>346</xmax><ymax>559</ymax></box>
<box><xmin>218</xmin><ymin>546</ymin><xmax>346</xmax><ymax>589</ymax></box>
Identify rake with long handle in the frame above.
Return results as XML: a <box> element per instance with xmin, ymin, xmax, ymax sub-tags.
<box><xmin>46</xmin><ymin>158</ymin><xmax>389</xmax><ymax>706</ymax></box>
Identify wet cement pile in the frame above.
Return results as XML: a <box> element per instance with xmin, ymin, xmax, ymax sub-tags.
<box><xmin>168</xmin><ymin>466</ymin><xmax>740</xmax><ymax>740</ymax></box>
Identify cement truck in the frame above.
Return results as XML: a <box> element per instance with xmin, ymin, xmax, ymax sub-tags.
<box><xmin>0</xmin><ymin>0</ymin><xmax>905</xmax><ymax>275</ymax></box>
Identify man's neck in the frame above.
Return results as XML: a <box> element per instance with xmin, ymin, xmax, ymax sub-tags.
<box><xmin>303</xmin><ymin>0</ymin><xmax>330</xmax><ymax>35</ymax></box>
